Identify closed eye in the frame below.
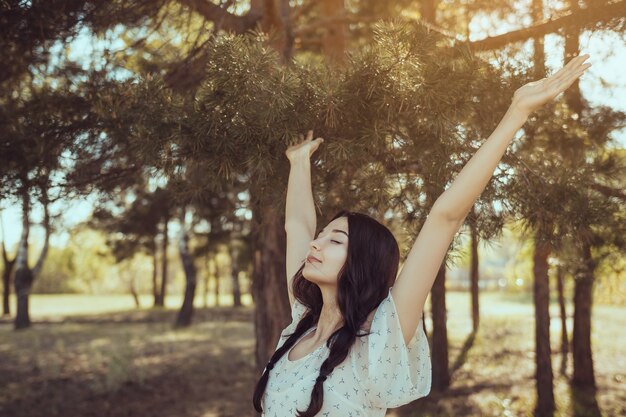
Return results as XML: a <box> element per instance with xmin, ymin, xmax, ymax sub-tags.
<box><xmin>331</xmin><ymin>240</ymin><xmax>341</xmax><ymax>244</ymax></box>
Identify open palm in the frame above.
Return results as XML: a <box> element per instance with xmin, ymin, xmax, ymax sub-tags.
<box><xmin>512</xmin><ymin>54</ymin><xmax>591</xmax><ymax>116</ymax></box>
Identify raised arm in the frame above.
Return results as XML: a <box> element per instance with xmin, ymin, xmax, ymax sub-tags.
<box><xmin>391</xmin><ymin>54</ymin><xmax>592</xmax><ymax>345</ymax></box>
<box><xmin>284</xmin><ymin>130</ymin><xmax>324</xmax><ymax>306</ymax></box>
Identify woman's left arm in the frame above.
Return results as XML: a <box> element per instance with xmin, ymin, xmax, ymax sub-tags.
<box><xmin>391</xmin><ymin>54</ymin><xmax>591</xmax><ymax>346</ymax></box>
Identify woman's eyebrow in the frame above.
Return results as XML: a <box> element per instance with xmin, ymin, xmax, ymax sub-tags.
<box><xmin>321</xmin><ymin>228</ymin><xmax>349</xmax><ymax>237</ymax></box>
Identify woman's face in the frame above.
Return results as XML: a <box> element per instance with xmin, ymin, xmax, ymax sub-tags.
<box><xmin>303</xmin><ymin>216</ymin><xmax>349</xmax><ymax>285</ymax></box>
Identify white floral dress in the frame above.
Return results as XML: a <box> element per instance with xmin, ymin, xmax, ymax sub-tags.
<box><xmin>261</xmin><ymin>287</ymin><xmax>432</xmax><ymax>417</ymax></box>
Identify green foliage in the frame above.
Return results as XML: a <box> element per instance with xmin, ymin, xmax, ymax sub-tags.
<box><xmin>501</xmin><ymin>100</ymin><xmax>626</xmax><ymax>252</ymax></box>
<box><xmin>31</xmin><ymin>245</ymin><xmax>76</xmax><ymax>293</ymax></box>
<box><xmin>33</xmin><ymin>228</ymin><xmax>116</xmax><ymax>294</ymax></box>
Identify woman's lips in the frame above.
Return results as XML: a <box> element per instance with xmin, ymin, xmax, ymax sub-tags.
<box><xmin>307</xmin><ymin>256</ymin><xmax>321</xmax><ymax>263</ymax></box>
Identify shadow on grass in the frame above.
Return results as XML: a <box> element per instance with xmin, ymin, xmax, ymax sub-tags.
<box><xmin>570</xmin><ymin>384</ymin><xmax>601</xmax><ymax>417</ymax></box>
<box><xmin>0</xmin><ymin>305</ymin><xmax>260</xmax><ymax>417</ymax></box>
<box><xmin>392</xmin><ymin>381</ymin><xmax>516</xmax><ymax>417</ymax></box>
<box><xmin>450</xmin><ymin>329</ymin><xmax>476</xmax><ymax>376</ymax></box>
<box><xmin>0</xmin><ymin>315</ymin><xmax>257</xmax><ymax>417</ymax></box>
<box><xmin>0</xmin><ymin>350</ymin><xmax>254</xmax><ymax>417</ymax></box>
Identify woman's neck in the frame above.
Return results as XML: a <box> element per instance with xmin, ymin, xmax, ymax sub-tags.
<box><xmin>314</xmin><ymin>297</ymin><xmax>344</xmax><ymax>342</ymax></box>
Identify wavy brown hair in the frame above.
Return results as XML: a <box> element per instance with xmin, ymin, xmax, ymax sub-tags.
<box><xmin>252</xmin><ymin>210</ymin><xmax>400</xmax><ymax>416</ymax></box>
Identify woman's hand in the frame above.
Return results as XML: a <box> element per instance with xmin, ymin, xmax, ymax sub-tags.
<box><xmin>510</xmin><ymin>54</ymin><xmax>591</xmax><ymax>118</ymax></box>
<box><xmin>285</xmin><ymin>130</ymin><xmax>324</xmax><ymax>162</ymax></box>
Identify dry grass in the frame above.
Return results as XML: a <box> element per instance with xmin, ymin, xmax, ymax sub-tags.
<box><xmin>0</xmin><ymin>292</ymin><xmax>623</xmax><ymax>417</ymax></box>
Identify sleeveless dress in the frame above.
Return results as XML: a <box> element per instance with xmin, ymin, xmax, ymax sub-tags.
<box><xmin>261</xmin><ymin>287</ymin><xmax>431</xmax><ymax>417</ymax></box>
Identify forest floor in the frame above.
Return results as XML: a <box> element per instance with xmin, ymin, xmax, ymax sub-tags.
<box><xmin>0</xmin><ymin>292</ymin><xmax>623</xmax><ymax>417</ymax></box>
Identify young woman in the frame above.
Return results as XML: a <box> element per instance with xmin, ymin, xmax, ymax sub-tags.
<box><xmin>253</xmin><ymin>54</ymin><xmax>591</xmax><ymax>417</ymax></box>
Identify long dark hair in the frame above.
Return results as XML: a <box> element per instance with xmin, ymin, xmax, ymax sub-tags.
<box><xmin>252</xmin><ymin>210</ymin><xmax>400</xmax><ymax>416</ymax></box>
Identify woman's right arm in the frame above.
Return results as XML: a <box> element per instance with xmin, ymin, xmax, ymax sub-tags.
<box><xmin>284</xmin><ymin>131</ymin><xmax>324</xmax><ymax>305</ymax></box>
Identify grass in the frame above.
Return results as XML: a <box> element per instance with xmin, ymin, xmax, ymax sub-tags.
<box><xmin>1</xmin><ymin>293</ymin><xmax>254</xmax><ymax>318</ymax></box>
<box><xmin>0</xmin><ymin>291</ymin><xmax>623</xmax><ymax>417</ymax></box>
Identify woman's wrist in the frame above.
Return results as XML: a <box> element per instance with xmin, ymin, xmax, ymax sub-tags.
<box><xmin>288</xmin><ymin>154</ymin><xmax>312</xmax><ymax>166</ymax></box>
<box><xmin>504</xmin><ymin>101</ymin><xmax>530</xmax><ymax>127</ymax></box>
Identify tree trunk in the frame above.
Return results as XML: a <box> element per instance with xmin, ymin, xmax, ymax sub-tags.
<box><xmin>533</xmin><ymin>235</ymin><xmax>555</xmax><ymax>416</ymax></box>
<box><xmin>230</xmin><ymin>243</ymin><xmax>242</xmax><ymax>307</ymax></box>
<box><xmin>421</xmin><ymin>0</ymin><xmax>436</xmax><ymax>23</ymax></box>
<box><xmin>152</xmin><ymin>238</ymin><xmax>160</xmax><ymax>307</ymax></box>
<box><xmin>14</xmin><ymin>282</ymin><xmax>31</xmax><ymax>330</ymax></box>
<box><xmin>14</xmin><ymin>182</ymin><xmax>51</xmax><ymax>330</ymax></box>
<box><xmin>556</xmin><ymin>263</ymin><xmax>569</xmax><ymax>376</ymax></box>
<box><xmin>157</xmin><ymin>217</ymin><xmax>169</xmax><ymax>307</ymax></box>
<box><xmin>572</xmin><ymin>239</ymin><xmax>596</xmax><ymax>388</ymax></box>
<box><xmin>2</xmin><ymin>242</ymin><xmax>16</xmax><ymax>316</ymax></box>
<box><xmin>203</xmin><ymin>254</ymin><xmax>211</xmax><ymax>308</ymax></box>
<box><xmin>320</xmin><ymin>0</ymin><xmax>347</xmax><ymax>64</ymax></box>
<box><xmin>253</xmin><ymin>0</ymin><xmax>294</xmax><ymax>62</ymax></box>
<box><xmin>175</xmin><ymin>208</ymin><xmax>197</xmax><ymax>328</ymax></box>
<box><xmin>469</xmin><ymin>213</ymin><xmax>479</xmax><ymax>332</ymax></box>
<box><xmin>214</xmin><ymin>258</ymin><xmax>221</xmax><ymax>307</ymax></box>
<box><xmin>564</xmin><ymin>0</ymin><xmax>583</xmax><ymax>116</ymax></box>
<box><xmin>431</xmin><ymin>262</ymin><xmax>450</xmax><ymax>390</ymax></box>
<box><xmin>14</xmin><ymin>187</ymin><xmax>32</xmax><ymax>330</ymax></box>
<box><xmin>532</xmin><ymin>0</ymin><xmax>545</xmax><ymax>78</ymax></box>
<box><xmin>130</xmin><ymin>277</ymin><xmax>141</xmax><ymax>308</ymax></box>
<box><xmin>251</xmin><ymin>201</ymin><xmax>290</xmax><ymax>376</ymax></box>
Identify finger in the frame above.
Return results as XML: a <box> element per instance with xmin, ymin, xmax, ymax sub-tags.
<box><xmin>548</xmin><ymin>54</ymin><xmax>589</xmax><ymax>86</ymax></box>
<box><xmin>557</xmin><ymin>72</ymin><xmax>584</xmax><ymax>94</ymax></box>
<box><xmin>560</xmin><ymin>54</ymin><xmax>589</xmax><ymax>75</ymax></box>
<box><xmin>557</xmin><ymin>64</ymin><xmax>590</xmax><ymax>91</ymax></box>
<box><xmin>545</xmin><ymin>54</ymin><xmax>586</xmax><ymax>87</ymax></box>
<box><xmin>298</xmin><ymin>133</ymin><xmax>304</xmax><ymax>142</ymax></box>
<box><xmin>544</xmin><ymin>55</ymin><xmax>578</xmax><ymax>81</ymax></box>
<box><xmin>559</xmin><ymin>62</ymin><xmax>591</xmax><ymax>86</ymax></box>
<box><xmin>311</xmin><ymin>140</ymin><xmax>323</xmax><ymax>152</ymax></box>
<box><xmin>551</xmin><ymin>64</ymin><xmax>590</xmax><ymax>97</ymax></box>
<box><xmin>306</xmin><ymin>130</ymin><xmax>313</xmax><ymax>141</ymax></box>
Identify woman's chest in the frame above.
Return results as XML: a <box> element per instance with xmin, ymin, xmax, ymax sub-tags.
<box><xmin>264</xmin><ymin>355</ymin><xmax>373</xmax><ymax>416</ymax></box>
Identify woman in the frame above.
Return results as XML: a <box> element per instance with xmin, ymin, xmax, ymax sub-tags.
<box><xmin>253</xmin><ymin>54</ymin><xmax>591</xmax><ymax>417</ymax></box>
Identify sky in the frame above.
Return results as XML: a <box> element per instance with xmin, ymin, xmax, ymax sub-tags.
<box><xmin>1</xmin><ymin>10</ymin><xmax>625</xmax><ymax>251</ymax></box>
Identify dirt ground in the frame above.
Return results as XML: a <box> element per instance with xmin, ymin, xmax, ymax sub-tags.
<box><xmin>0</xmin><ymin>293</ymin><xmax>623</xmax><ymax>417</ymax></box>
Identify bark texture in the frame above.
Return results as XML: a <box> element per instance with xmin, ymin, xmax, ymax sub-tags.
<box><xmin>14</xmin><ymin>183</ymin><xmax>50</xmax><ymax>330</ymax></box>
<box><xmin>533</xmin><ymin>236</ymin><xmax>555</xmax><ymax>416</ymax></box>
<box><xmin>572</xmin><ymin>239</ymin><xmax>596</xmax><ymax>388</ymax></box>
<box><xmin>230</xmin><ymin>242</ymin><xmax>243</xmax><ymax>307</ymax></box>
<box><xmin>175</xmin><ymin>209</ymin><xmax>198</xmax><ymax>328</ymax></box>
<box><xmin>431</xmin><ymin>263</ymin><xmax>450</xmax><ymax>390</ymax></box>
<box><xmin>556</xmin><ymin>263</ymin><xmax>569</xmax><ymax>376</ymax></box>
<box><xmin>1</xmin><ymin>241</ymin><xmax>16</xmax><ymax>316</ymax></box>
<box><xmin>251</xmin><ymin>202</ymin><xmax>290</xmax><ymax>376</ymax></box>
<box><xmin>469</xmin><ymin>214</ymin><xmax>479</xmax><ymax>332</ymax></box>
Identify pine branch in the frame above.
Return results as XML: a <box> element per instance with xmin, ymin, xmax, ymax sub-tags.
<box><xmin>590</xmin><ymin>182</ymin><xmax>626</xmax><ymax>202</ymax></box>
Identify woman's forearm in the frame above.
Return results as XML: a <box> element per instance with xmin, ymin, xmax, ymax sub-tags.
<box><xmin>285</xmin><ymin>156</ymin><xmax>316</xmax><ymax>232</ymax></box>
<box><xmin>433</xmin><ymin>105</ymin><xmax>528</xmax><ymax>221</ymax></box>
